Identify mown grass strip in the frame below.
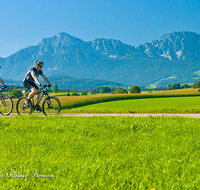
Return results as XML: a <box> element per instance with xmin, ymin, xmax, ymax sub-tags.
<box><xmin>67</xmin><ymin>96</ymin><xmax>200</xmax><ymax>114</ymax></box>
<box><xmin>59</xmin><ymin>93</ymin><xmax>200</xmax><ymax>109</ymax></box>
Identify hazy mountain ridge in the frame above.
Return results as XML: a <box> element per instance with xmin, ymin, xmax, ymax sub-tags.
<box><xmin>1</xmin><ymin>31</ymin><xmax>200</xmax><ymax>89</ymax></box>
<box><xmin>44</xmin><ymin>75</ymin><xmax>126</xmax><ymax>91</ymax></box>
<box><xmin>2</xmin><ymin>74</ymin><xmax>126</xmax><ymax>91</ymax></box>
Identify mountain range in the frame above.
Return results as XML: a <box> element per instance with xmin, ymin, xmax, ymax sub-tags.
<box><xmin>1</xmin><ymin>31</ymin><xmax>200</xmax><ymax>90</ymax></box>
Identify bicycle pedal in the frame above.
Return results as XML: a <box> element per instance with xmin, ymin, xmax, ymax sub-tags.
<box><xmin>36</xmin><ymin>106</ymin><xmax>42</xmax><ymax>112</ymax></box>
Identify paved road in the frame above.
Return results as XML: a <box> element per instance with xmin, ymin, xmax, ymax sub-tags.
<box><xmin>60</xmin><ymin>113</ymin><xmax>200</xmax><ymax>118</ymax></box>
<box><xmin>6</xmin><ymin>113</ymin><xmax>200</xmax><ymax>118</ymax></box>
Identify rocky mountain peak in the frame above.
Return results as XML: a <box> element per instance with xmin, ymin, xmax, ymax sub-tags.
<box><xmin>89</xmin><ymin>38</ymin><xmax>135</xmax><ymax>57</ymax></box>
<box><xmin>37</xmin><ymin>32</ymin><xmax>87</xmax><ymax>56</ymax></box>
<box><xmin>138</xmin><ymin>31</ymin><xmax>200</xmax><ymax>60</ymax></box>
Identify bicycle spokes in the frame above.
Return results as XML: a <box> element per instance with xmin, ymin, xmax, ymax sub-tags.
<box><xmin>16</xmin><ymin>97</ymin><xmax>32</xmax><ymax>115</ymax></box>
<box><xmin>0</xmin><ymin>96</ymin><xmax>13</xmax><ymax>116</ymax></box>
<box><xmin>1</xmin><ymin>98</ymin><xmax>6</xmax><ymax>106</ymax></box>
<box><xmin>42</xmin><ymin>97</ymin><xmax>61</xmax><ymax>116</ymax></box>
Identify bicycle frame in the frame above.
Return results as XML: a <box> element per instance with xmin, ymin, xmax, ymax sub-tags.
<box><xmin>0</xmin><ymin>87</ymin><xmax>6</xmax><ymax>101</ymax></box>
<box><xmin>0</xmin><ymin>88</ymin><xmax>5</xmax><ymax>107</ymax></box>
<box><xmin>30</xmin><ymin>88</ymin><xmax>50</xmax><ymax>108</ymax></box>
<box><xmin>0</xmin><ymin>87</ymin><xmax>3</xmax><ymax>96</ymax></box>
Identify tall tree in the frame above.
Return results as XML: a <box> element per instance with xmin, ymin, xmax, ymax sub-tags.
<box><xmin>53</xmin><ymin>84</ymin><xmax>59</xmax><ymax>93</ymax></box>
<box><xmin>130</xmin><ymin>85</ymin><xmax>141</xmax><ymax>93</ymax></box>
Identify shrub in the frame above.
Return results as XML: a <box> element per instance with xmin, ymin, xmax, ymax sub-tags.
<box><xmin>172</xmin><ymin>83</ymin><xmax>181</xmax><ymax>89</ymax></box>
<box><xmin>99</xmin><ymin>89</ymin><xmax>104</xmax><ymax>94</ymax></box>
<box><xmin>71</xmin><ymin>92</ymin><xmax>80</xmax><ymax>96</ymax></box>
<box><xmin>130</xmin><ymin>86</ymin><xmax>141</xmax><ymax>93</ymax></box>
<box><xmin>24</xmin><ymin>92</ymin><xmax>29</xmax><ymax>97</ymax></box>
<box><xmin>116</xmin><ymin>88</ymin><xmax>127</xmax><ymax>94</ymax></box>
<box><xmin>10</xmin><ymin>89</ymin><xmax>23</xmax><ymax>98</ymax></box>
<box><xmin>181</xmin><ymin>84</ymin><xmax>191</xmax><ymax>89</ymax></box>
<box><xmin>192</xmin><ymin>81</ymin><xmax>200</xmax><ymax>88</ymax></box>
<box><xmin>81</xmin><ymin>92</ymin><xmax>87</xmax><ymax>95</ymax></box>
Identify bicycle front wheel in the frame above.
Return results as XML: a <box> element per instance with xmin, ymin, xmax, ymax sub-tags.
<box><xmin>42</xmin><ymin>96</ymin><xmax>61</xmax><ymax>116</ymax></box>
<box><xmin>16</xmin><ymin>96</ymin><xmax>32</xmax><ymax>115</ymax></box>
<box><xmin>0</xmin><ymin>95</ymin><xmax>13</xmax><ymax>116</ymax></box>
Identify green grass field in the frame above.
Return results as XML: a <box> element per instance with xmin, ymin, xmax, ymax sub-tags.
<box><xmin>1</xmin><ymin>115</ymin><xmax>200</xmax><ymax>189</ymax></box>
<box><xmin>64</xmin><ymin>96</ymin><xmax>200</xmax><ymax>113</ymax></box>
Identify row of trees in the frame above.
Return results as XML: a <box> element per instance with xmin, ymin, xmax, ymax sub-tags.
<box><xmin>51</xmin><ymin>85</ymin><xmax>141</xmax><ymax>94</ymax></box>
<box><xmin>167</xmin><ymin>83</ymin><xmax>191</xmax><ymax>90</ymax></box>
<box><xmin>7</xmin><ymin>80</ymin><xmax>200</xmax><ymax>98</ymax></box>
<box><xmin>167</xmin><ymin>81</ymin><xmax>200</xmax><ymax>90</ymax></box>
<box><xmin>8</xmin><ymin>84</ymin><xmax>142</xmax><ymax>98</ymax></box>
<box><xmin>92</xmin><ymin>86</ymin><xmax>141</xmax><ymax>94</ymax></box>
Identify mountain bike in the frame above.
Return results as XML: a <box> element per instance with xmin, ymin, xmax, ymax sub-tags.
<box><xmin>16</xmin><ymin>85</ymin><xmax>61</xmax><ymax>116</ymax></box>
<box><xmin>0</xmin><ymin>86</ymin><xmax>13</xmax><ymax>116</ymax></box>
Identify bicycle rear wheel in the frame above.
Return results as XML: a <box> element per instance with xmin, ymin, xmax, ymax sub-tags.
<box><xmin>42</xmin><ymin>96</ymin><xmax>61</xmax><ymax>116</ymax></box>
<box><xmin>16</xmin><ymin>96</ymin><xmax>32</xmax><ymax>115</ymax></box>
<box><xmin>0</xmin><ymin>95</ymin><xmax>13</xmax><ymax>116</ymax></box>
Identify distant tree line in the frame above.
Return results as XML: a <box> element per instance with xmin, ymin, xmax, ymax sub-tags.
<box><xmin>167</xmin><ymin>81</ymin><xmax>200</xmax><ymax>90</ymax></box>
<box><xmin>8</xmin><ymin>80</ymin><xmax>200</xmax><ymax>98</ymax></box>
<box><xmin>167</xmin><ymin>83</ymin><xmax>187</xmax><ymax>90</ymax></box>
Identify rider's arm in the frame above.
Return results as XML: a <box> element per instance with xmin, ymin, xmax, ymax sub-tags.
<box><xmin>0</xmin><ymin>77</ymin><xmax>6</xmax><ymax>86</ymax></box>
<box><xmin>31</xmin><ymin>74</ymin><xmax>41</xmax><ymax>86</ymax></box>
<box><xmin>41</xmin><ymin>75</ymin><xmax>51</xmax><ymax>85</ymax></box>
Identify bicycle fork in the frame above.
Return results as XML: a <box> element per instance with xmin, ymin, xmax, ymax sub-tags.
<box><xmin>46</xmin><ymin>98</ymin><xmax>53</xmax><ymax>108</ymax></box>
<box><xmin>0</xmin><ymin>97</ymin><xmax>7</xmax><ymax>106</ymax></box>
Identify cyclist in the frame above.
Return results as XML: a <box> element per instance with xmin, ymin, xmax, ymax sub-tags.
<box><xmin>23</xmin><ymin>60</ymin><xmax>52</xmax><ymax>111</ymax></box>
<box><xmin>0</xmin><ymin>66</ymin><xmax>8</xmax><ymax>89</ymax></box>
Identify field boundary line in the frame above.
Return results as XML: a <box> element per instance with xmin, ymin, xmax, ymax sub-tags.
<box><xmin>61</xmin><ymin>113</ymin><xmax>200</xmax><ymax>118</ymax></box>
<box><xmin>5</xmin><ymin>113</ymin><xmax>200</xmax><ymax>118</ymax></box>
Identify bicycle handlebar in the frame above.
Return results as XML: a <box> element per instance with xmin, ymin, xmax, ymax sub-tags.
<box><xmin>0</xmin><ymin>87</ymin><xmax>5</xmax><ymax>92</ymax></box>
<box><xmin>0</xmin><ymin>86</ymin><xmax>7</xmax><ymax>90</ymax></box>
<box><xmin>41</xmin><ymin>84</ymin><xmax>54</xmax><ymax>88</ymax></box>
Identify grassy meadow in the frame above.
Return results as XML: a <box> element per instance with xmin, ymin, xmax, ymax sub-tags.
<box><xmin>1</xmin><ymin>116</ymin><xmax>200</xmax><ymax>189</ymax></box>
<box><xmin>67</xmin><ymin>96</ymin><xmax>200</xmax><ymax>113</ymax></box>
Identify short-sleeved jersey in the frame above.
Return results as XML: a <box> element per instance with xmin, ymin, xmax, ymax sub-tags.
<box><xmin>23</xmin><ymin>67</ymin><xmax>43</xmax><ymax>82</ymax></box>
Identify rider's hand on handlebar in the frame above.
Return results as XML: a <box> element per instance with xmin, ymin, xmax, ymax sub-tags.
<box><xmin>48</xmin><ymin>84</ymin><xmax>53</xmax><ymax>88</ymax></box>
<box><xmin>4</xmin><ymin>85</ymin><xmax>7</xmax><ymax>89</ymax></box>
<box><xmin>39</xmin><ymin>83</ymin><xmax>44</xmax><ymax>87</ymax></box>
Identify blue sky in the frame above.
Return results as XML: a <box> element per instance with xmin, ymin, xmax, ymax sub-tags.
<box><xmin>0</xmin><ymin>0</ymin><xmax>200</xmax><ymax>58</ymax></box>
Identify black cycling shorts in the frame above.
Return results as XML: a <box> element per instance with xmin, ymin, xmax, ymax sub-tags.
<box><xmin>23</xmin><ymin>80</ymin><xmax>39</xmax><ymax>91</ymax></box>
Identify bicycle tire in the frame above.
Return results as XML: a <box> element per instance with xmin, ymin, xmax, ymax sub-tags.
<box><xmin>16</xmin><ymin>96</ymin><xmax>33</xmax><ymax>115</ymax></box>
<box><xmin>0</xmin><ymin>95</ymin><xmax>13</xmax><ymax>116</ymax></box>
<box><xmin>42</xmin><ymin>96</ymin><xmax>61</xmax><ymax>116</ymax></box>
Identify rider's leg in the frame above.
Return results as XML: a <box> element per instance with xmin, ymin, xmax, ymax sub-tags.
<box><xmin>35</xmin><ymin>92</ymin><xmax>43</xmax><ymax>111</ymax></box>
<box><xmin>27</xmin><ymin>87</ymin><xmax>40</xmax><ymax>100</ymax></box>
